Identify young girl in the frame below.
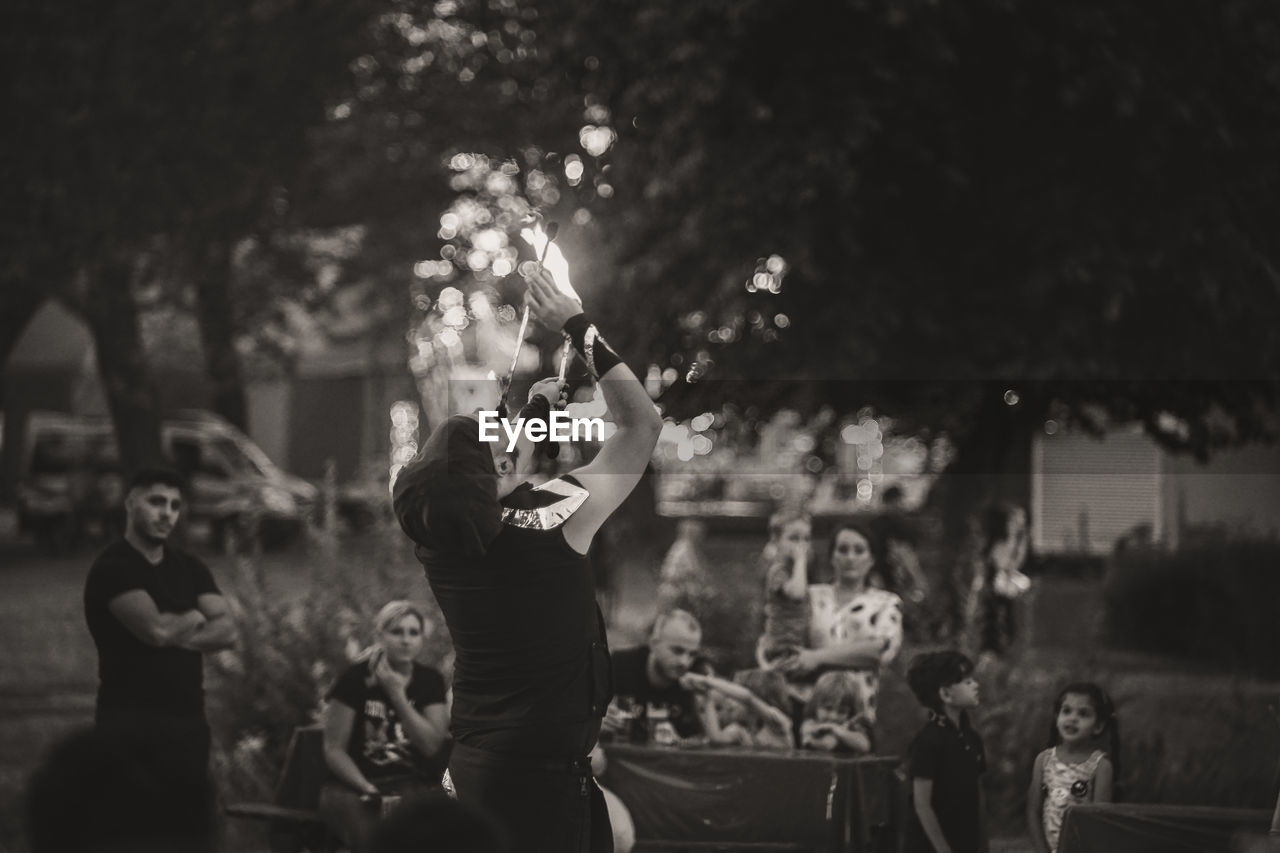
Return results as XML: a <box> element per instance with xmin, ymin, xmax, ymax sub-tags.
<box><xmin>1027</xmin><ymin>682</ymin><xmax>1119</xmax><ymax>853</ymax></box>
<box><xmin>757</xmin><ymin>510</ymin><xmax>813</xmax><ymax>667</ymax></box>
<box><xmin>690</xmin><ymin>668</ymin><xmax>795</xmax><ymax>749</ymax></box>
<box><xmin>799</xmin><ymin>671</ymin><xmax>874</xmax><ymax>754</ymax></box>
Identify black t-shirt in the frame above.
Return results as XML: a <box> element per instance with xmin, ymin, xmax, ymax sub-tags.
<box><xmin>418</xmin><ymin>476</ymin><xmax>612</xmax><ymax>758</ymax></box>
<box><xmin>83</xmin><ymin>540</ymin><xmax>220</xmax><ymax>717</ymax></box>
<box><xmin>610</xmin><ymin>645</ymin><xmax>703</xmax><ymax>738</ymax></box>
<box><xmin>327</xmin><ymin>661</ymin><xmax>448</xmax><ymax>783</ymax></box>
<box><xmin>904</xmin><ymin>712</ymin><xmax>987</xmax><ymax>853</ymax></box>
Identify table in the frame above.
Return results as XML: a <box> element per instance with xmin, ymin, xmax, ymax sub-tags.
<box><xmin>600</xmin><ymin>743</ymin><xmax>901</xmax><ymax>852</ymax></box>
<box><xmin>1058</xmin><ymin>803</ymin><xmax>1273</xmax><ymax>853</ymax></box>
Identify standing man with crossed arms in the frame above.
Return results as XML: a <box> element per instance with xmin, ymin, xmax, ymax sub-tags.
<box><xmin>83</xmin><ymin>467</ymin><xmax>237</xmax><ymax>842</ymax></box>
<box><xmin>393</xmin><ymin>265</ymin><xmax>662</xmax><ymax>852</ymax></box>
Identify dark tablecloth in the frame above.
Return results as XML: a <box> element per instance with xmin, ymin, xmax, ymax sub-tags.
<box><xmin>1059</xmin><ymin>803</ymin><xmax>1273</xmax><ymax>853</ymax></box>
<box><xmin>601</xmin><ymin>743</ymin><xmax>901</xmax><ymax>852</ymax></box>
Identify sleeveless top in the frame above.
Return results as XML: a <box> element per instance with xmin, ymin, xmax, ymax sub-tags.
<box><xmin>416</xmin><ymin>475</ymin><xmax>612</xmax><ymax>758</ymax></box>
<box><xmin>1041</xmin><ymin>747</ymin><xmax>1106</xmax><ymax>851</ymax></box>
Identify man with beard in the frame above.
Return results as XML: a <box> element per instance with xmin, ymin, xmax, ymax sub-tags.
<box><xmin>603</xmin><ymin>609</ymin><xmax>709</xmax><ymax>743</ymax></box>
<box><xmin>83</xmin><ymin>467</ymin><xmax>236</xmax><ymax>842</ymax></box>
<box><xmin>393</xmin><ymin>266</ymin><xmax>662</xmax><ymax>852</ymax></box>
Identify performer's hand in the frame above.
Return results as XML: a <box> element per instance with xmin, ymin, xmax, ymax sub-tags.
<box><xmin>524</xmin><ymin>266</ymin><xmax>582</xmax><ymax>331</ymax></box>
<box><xmin>528</xmin><ymin>376</ymin><xmax>564</xmax><ymax>406</ymax></box>
<box><xmin>589</xmin><ymin>743</ymin><xmax>607</xmax><ymax>776</ymax></box>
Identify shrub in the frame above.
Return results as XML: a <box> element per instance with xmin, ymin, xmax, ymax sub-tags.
<box><xmin>1101</xmin><ymin>541</ymin><xmax>1280</xmax><ymax>678</ymax></box>
<box><xmin>971</xmin><ymin>656</ymin><xmax>1280</xmax><ymax>836</ymax></box>
<box><xmin>206</xmin><ymin>520</ymin><xmax>451</xmax><ymax>810</ymax></box>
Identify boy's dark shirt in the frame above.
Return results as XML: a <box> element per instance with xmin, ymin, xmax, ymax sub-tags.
<box><xmin>904</xmin><ymin>711</ymin><xmax>986</xmax><ymax>853</ymax></box>
<box><xmin>83</xmin><ymin>540</ymin><xmax>220</xmax><ymax>718</ymax></box>
<box><xmin>610</xmin><ymin>646</ymin><xmax>703</xmax><ymax>738</ymax></box>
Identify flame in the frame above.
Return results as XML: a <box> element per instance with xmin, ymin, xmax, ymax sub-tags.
<box><xmin>520</xmin><ymin>224</ymin><xmax>581</xmax><ymax>303</ymax></box>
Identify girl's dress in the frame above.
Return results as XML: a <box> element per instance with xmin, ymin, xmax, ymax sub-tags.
<box><xmin>1041</xmin><ymin>747</ymin><xmax>1106</xmax><ymax>851</ymax></box>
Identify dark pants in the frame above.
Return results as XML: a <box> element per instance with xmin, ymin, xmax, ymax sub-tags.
<box><xmin>94</xmin><ymin>708</ymin><xmax>215</xmax><ymax>846</ymax></box>
<box><xmin>448</xmin><ymin>740</ymin><xmax>613</xmax><ymax>853</ymax></box>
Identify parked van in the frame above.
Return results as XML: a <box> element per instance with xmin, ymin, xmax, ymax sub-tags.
<box><xmin>15</xmin><ymin>410</ymin><xmax>316</xmax><ymax>552</ymax></box>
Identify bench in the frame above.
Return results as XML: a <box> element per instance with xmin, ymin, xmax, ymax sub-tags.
<box><xmin>225</xmin><ymin>726</ymin><xmax>340</xmax><ymax>853</ymax></box>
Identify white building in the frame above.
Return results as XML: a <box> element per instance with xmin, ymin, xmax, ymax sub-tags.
<box><xmin>1032</xmin><ymin>425</ymin><xmax>1280</xmax><ymax>554</ymax></box>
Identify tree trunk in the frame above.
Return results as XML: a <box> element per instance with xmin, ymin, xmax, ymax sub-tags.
<box><xmin>0</xmin><ymin>283</ymin><xmax>49</xmax><ymax>406</ymax></box>
<box><xmin>81</xmin><ymin>256</ymin><xmax>165</xmax><ymax>471</ymax></box>
<box><xmin>191</xmin><ymin>238</ymin><xmax>248</xmax><ymax>429</ymax></box>
<box><xmin>926</xmin><ymin>381</ymin><xmax>1029</xmax><ymax>642</ymax></box>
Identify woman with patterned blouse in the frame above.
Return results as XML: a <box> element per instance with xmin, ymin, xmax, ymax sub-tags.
<box><xmin>761</xmin><ymin>518</ymin><xmax>904</xmax><ymax>732</ymax></box>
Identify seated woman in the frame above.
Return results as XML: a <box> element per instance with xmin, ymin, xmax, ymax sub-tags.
<box><xmin>760</xmin><ymin>519</ymin><xmax>904</xmax><ymax>732</ymax></box>
<box><xmin>319</xmin><ymin>601</ymin><xmax>450</xmax><ymax>853</ymax></box>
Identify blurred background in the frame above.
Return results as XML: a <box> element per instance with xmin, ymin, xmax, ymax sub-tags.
<box><xmin>3</xmin><ymin>0</ymin><xmax>1280</xmax><ymax>850</ymax></box>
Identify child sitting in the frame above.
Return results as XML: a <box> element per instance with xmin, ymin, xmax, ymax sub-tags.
<box><xmin>756</xmin><ymin>510</ymin><xmax>813</xmax><ymax>667</ymax></box>
<box><xmin>687</xmin><ymin>668</ymin><xmax>795</xmax><ymax>750</ymax></box>
<box><xmin>799</xmin><ymin>671</ymin><xmax>874</xmax><ymax>754</ymax></box>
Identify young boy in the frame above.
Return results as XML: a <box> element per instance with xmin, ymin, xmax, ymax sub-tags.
<box><xmin>903</xmin><ymin>651</ymin><xmax>986</xmax><ymax>853</ymax></box>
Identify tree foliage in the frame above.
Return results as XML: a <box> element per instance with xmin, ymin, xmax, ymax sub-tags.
<box><xmin>6</xmin><ymin>0</ymin><xmax>1278</xmax><ymax>480</ymax></box>
<box><xmin>3</xmin><ymin>0</ymin><xmax>381</xmax><ymax>462</ymax></box>
<box><xmin>298</xmin><ymin>0</ymin><xmax>1280</xmax><ymax>462</ymax></box>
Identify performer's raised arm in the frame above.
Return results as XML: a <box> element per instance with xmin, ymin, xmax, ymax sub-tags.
<box><xmin>524</xmin><ymin>266</ymin><xmax>662</xmax><ymax>555</ymax></box>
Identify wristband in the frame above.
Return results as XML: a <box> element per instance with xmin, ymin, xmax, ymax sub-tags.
<box><xmin>561</xmin><ymin>313</ymin><xmax>623</xmax><ymax>379</ymax></box>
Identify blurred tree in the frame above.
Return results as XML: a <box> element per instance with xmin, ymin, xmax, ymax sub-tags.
<box><xmin>6</xmin><ymin>0</ymin><xmax>1278</xmax><ymax>561</ymax></box>
<box><xmin>547</xmin><ymin>0</ymin><xmax>1280</xmax><ymax>632</ymax></box>
<box><xmin>2</xmin><ymin>0</ymin><xmax>379</xmax><ymax>466</ymax></box>
<box><xmin>312</xmin><ymin>0</ymin><xmax>1279</xmax><ymax>457</ymax></box>
<box><xmin>319</xmin><ymin>0</ymin><xmax>1280</xmax><ymax>634</ymax></box>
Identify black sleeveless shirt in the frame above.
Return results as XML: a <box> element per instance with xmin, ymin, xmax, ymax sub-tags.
<box><xmin>415</xmin><ymin>475</ymin><xmax>613</xmax><ymax>758</ymax></box>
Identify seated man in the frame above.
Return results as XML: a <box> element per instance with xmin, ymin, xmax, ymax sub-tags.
<box><xmin>604</xmin><ymin>609</ymin><xmax>709</xmax><ymax>743</ymax></box>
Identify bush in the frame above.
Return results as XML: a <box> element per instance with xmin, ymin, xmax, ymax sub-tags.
<box><xmin>1101</xmin><ymin>541</ymin><xmax>1280</xmax><ymax>678</ymax></box>
<box><xmin>971</xmin><ymin>656</ymin><xmax>1280</xmax><ymax>836</ymax></box>
<box><xmin>206</xmin><ymin>520</ymin><xmax>451</xmax><ymax>811</ymax></box>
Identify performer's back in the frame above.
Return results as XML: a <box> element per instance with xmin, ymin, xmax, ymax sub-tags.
<box><xmin>416</xmin><ymin>475</ymin><xmax>611</xmax><ymax>758</ymax></box>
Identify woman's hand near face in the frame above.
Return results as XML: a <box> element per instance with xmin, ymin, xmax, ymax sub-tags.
<box><xmin>374</xmin><ymin>651</ymin><xmax>409</xmax><ymax>695</ymax></box>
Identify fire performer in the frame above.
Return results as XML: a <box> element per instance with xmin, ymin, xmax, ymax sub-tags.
<box><xmin>392</xmin><ymin>261</ymin><xmax>661</xmax><ymax>852</ymax></box>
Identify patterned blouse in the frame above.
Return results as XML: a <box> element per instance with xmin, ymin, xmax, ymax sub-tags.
<box><xmin>780</xmin><ymin>584</ymin><xmax>904</xmax><ymax>720</ymax></box>
<box><xmin>1041</xmin><ymin>747</ymin><xmax>1107</xmax><ymax>851</ymax></box>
